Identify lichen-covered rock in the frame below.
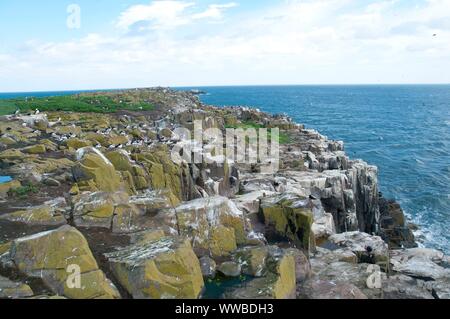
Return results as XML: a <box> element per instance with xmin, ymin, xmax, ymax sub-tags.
<box><xmin>129</xmin><ymin>189</ymin><xmax>180</xmax><ymax>214</ymax></box>
<box><xmin>105</xmin><ymin>236</ymin><xmax>204</xmax><ymax>299</ymax></box>
<box><xmin>22</xmin><ymin>144</ymin><xmax>46</xmax><ymax>154</ymax></box>
<box><xmin>72</xmin><ymin>191</ymin><xmax>129</xmax><ymax>229</ymax></box>
<box><xmin>72</xmin><ymin>147</ymin><xmax>123</xmax><ymax>193</ymax></box>
<box><xmin>173</xmin><ymin>196</ymin><xmax>247</xmax><ymax>256</ymax></box>
<box><xmin>106</xmin><ymin>149</ymin><xmax>150</xmax><ymax>191</ymax></box>
<box><xmin>0</xmin><ymin>180</ymin><xmax>21</xmax><ymax>198</ymax></box>
<box><xmin>225</xmin><ymin>247</ymin><xmax>296</xmax><ymax>299</ymax></box>
<box><xmin>199</xmin><ymin>256</ymin><xmax>217</xmax><ymax>278</ymax></box>
<box><xmin>0</xmin><ymin>198</ymin><xmax>67</xmax><ymax>226</ymax></box>
<box><xmin>299</xmin><ymin>280</ymin><xmax>368</xmax><ymax>299</ymax></box>
<box><xmin>260</xmin><ymin>193</ymin><xmax>315</xmax><ymax>252</ymax></box>
<box><xmin>66</xmin><ymin>138</ymin><xmax>92</xmax><ymax>150</ymax></box>
<box><xmin>218</xmin><ymin>261</ymin><xmax>242</xmax><ymax>277</ymax></box>
<box><xmin>0</xmin><ymin>276</ymin><xmax>34</xmax><ymax>299</ymax></box>
<box><xmin>235</xmin><ymin>246</ymin><xmax>269</xmax><ymax>277</ymax></box>
<box><xmin>1</xmin><ymin>226</ymin><xmax>120</xmax><ymax>299</ymax></box>
<box><xmin>328</xmin><ymin>232</ymin><xmax>389</xmax><ymax>265</ymax></box>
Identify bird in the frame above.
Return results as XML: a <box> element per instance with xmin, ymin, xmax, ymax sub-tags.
<box><xmin>35</xmin><ymin>109</ymin><xmax>40</xmax><ymax>115</ymax></box>
<box><xmin>14</xmin><ymin>109</ymin><xmax>20</xmax><ymax>115</ymax></box>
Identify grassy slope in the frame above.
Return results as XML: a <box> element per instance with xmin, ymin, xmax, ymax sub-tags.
<box><xmin>0</xmin><ymin>94</ymin><xmax>154</xmax><ymax>115</ymax></box>
<box><xmin>225</xmin><ymin>121</ymin><xmax>291</xmax><ymax>144</ymax></box>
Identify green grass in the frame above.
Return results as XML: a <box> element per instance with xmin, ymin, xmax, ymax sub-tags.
<box><xmin>225</xmin><ymin>121</ymin><xmax>291</xmax><ymax>144</ymax></box>
<box><xmin>8</xmin><ymin>184</ymin><xmax>39</xmax><ymax>199</ymax></box>
<box><xmin>0</xmin><ymin>95</ymin><xmax>154</xmax><ymax>114</ymax></box>
<box><xmin>0</xmin><ymin>100</ymin><xmax>19</xmax><ymax>116</ymax></box>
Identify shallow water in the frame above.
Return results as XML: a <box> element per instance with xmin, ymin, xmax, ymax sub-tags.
<box><xmin>188</xmin><ymin>85</ymin><xmax>450</xmax><ymax>254</ymax></box>
<box><xmin>0</xmin><ymin>176</ymin><xmax>12</xmax><ymax>184</ymax></box>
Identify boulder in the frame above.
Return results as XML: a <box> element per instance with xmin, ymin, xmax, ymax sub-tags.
<box><xmin>23</xmin><ymin>144</ymin><xmax>46</xmax><ymax>154</ymax></box>
<box><xmin>106</xmin><ymin>149</ymin><xmax>150</xmax><ymax>191</ymax></box>
<box><xmin>173</xmin><ymin>196</ymin><xmax>247</xmax><ymax>256</ymax></box>
<box><xmin>72</xmin><ymin>191</ymin><xmax>129</xmax><ymax>229</ymax></box>
<box><xmin>299</xmin><ymin>279</ymin><xmax>367</xmax><ymax>299</ymax></box>
<box><xmin>0</xmin><ymin>276</ymin><xmax>34</xmax><ymax>299</ymax></box>
<box><xmin>0</xmin><ymin>198</ymin><xmax>67</xmax><ymax>226</ymax></box>
<box><xmin>260</xmin><ymin>193</ymin><xmax>315</xmax><ymax>251</ymax></box>
<box><xmin>217</xmin><ymin>261</ymin><xmax>242</xmax><ymax>277</ymax></box>
<box><xmin>234</xmin><ymin>246</ymin><xmax>269</xmax><ymax>277</ymax></box>
<box><xmin>1</xmin><ymin>226</ymin><xmax>120</xmax><ymax>299</ymax></box>
<box><xmin>72</xmin><ymin>147</ymin><xmax>123</xmax><ymax>193</ymax></box>
<box><xmin>199</xmin><ymin>256</ymin><xmax>217</xmax><ymax>278</ymax></box>
<box><xmin>390</xmin><ymin>248</ymin><xmax>449</xmax><ymax>280</ymax></box>
<box><xmin>382</xmin><ymin>275</ymin><xmax>434</xmax><ymax>299</ymax></box>
<box><xmin>0</xmin><ymin>180</ymin><xmax>21</xmax><ymax>198</ymax></box>
<box><xmin>328</xmin><ymin>232</ymin><xmax>389</xmax><ymax>265</ymax></box>
<box><xmin>225</xmin><ymin>247</ymin><xmax>296</xmax><ymax>299</ymax></box>
<box><xmin>105</xmin><ymin>236</ymin><xmax>204</xmax><ymax>299</ymax></box>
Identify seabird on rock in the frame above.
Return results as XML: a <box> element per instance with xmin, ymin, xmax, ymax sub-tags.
<box><xmin>35</xmin><ymin>109</ymin><xmax>40</xmax><ymax>115</ymax></box>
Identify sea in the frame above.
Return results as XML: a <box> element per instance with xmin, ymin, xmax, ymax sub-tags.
<box><xmin>1</xmin><ymin>85</ymin><xmax>449</xmax><ymax>253</ymax></box>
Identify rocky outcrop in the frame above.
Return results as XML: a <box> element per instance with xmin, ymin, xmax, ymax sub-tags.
<box><xmin>0</xmin><ymin>88</ymin><xmax>443</xmax><ymax>300</ymax></box>
<box><xmin>105</xmin><ymin>236</ymin><xmax>204</xmax><ymax>299</ymax></box>
<box><xmin>0</xmin><ymin>226</ymin><xmax>120</xmax><ymax>299</ymax></box>
<box><xmin>260</xmin><ymin>193</ymin><xmax>314</xmax><ymax>251</ymax></box>
<box><xmin>224</xmin><ymin>247</ymin><xmax>296</xmax><ymax>299</ymax></box>
<box><xmin>171</xmin><ymin>196</ymin><xmax>248</xmax><ymax>257</ymax></box>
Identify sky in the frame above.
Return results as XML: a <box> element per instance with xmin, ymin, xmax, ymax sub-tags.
<box><xmin>0</xmin><ymin>0</ymin><xmax>449</xmax><ymax>91</ymax></box>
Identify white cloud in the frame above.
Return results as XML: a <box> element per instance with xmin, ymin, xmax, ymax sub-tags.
<box><xmin>2</xmin><ymin>0</ymin><xmax>450</xmax><ymax>91</ymax></box>
<box><xmin>116</xmin><ymin>0</ymin><xmax>237</xmax><ymax>30</ymax></box>
<box><xmin>192</xmin><ymin>3</ymin><xmax>238</xmax><ymax>20</ymax></box>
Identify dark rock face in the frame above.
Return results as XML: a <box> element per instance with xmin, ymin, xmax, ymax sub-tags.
<box><xmin>379</xmin><ymin>196</ymin><xmax>417</xmax><ymax>249</ymax></box>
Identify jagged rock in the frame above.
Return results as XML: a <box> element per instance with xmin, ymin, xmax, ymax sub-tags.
<box><xmin>0</xmin><ymin>198</ymin><xmax>67</xmax><ymax>226</ymax></box>
<box><xmin>105</xmin><ymin>236</ymin><xmax>204</xmax><ymax>299</ymax></box>
<box><xmin>0</xmin><ymin>276</ymin><xmax>34</xmax><ymax>299</ymax></box>
<box><xmin>235</xmin><ymin>246</ymin><xmax>269</xmax><ymax>277</ymax></box>
<box><xmin>218</xmin><ymin>261</ymin><xmax>242</xmax><ymax>277</ymax></box>
<box><xmin>0</xmin><ymin>226</ymin><xmax>120</xmax><ymax>299</ymax></box>
<box><xmin>382</xmin><ymin>275</ymin><xmax>434</xmax><ymax>299</ymax></box>
<box><xmin>23</xmin><ymin>144</ymin><xmax>46</xmax><ymax>154</ymax></box>
<box><xmin>379</xmin><ymin>198</ymin><xmax>416</xmax><ymax>249</ymax></box>
<box><xmin>311</xmin><ymin>261</ymin><xmax>383</xmax><ymax>299</ymax></box>
<box><xmin>286</xmin><ymin>248</ymin><xmax>312</xmax><ymax>282</ymax></box>
<box><xmin>233</xmin><ymin>190</ymin><xmax>276</xmax><ymax>214</ymax></box>
<box><xmin>106</xmin><ymin>149</ymin><xmax>150</xmax><ymax>191</ymax></box>
<box><xmin>199</xmin><ymin>256</ymin><xmax>217</xmax><ymax>278</ymax></box>
<box><xmin>172</xmin><ymin>196</ymin><xmax>247</xmax><ymax>257</ymax></box>
<box><xmin>224</xmin><ymin>247</ymin><xmax>296</xmax><ymax>299</ymax></box>
<box><xmin>390</xmin><ymin>248</ymin><xmax>449</xmax><ymax>280</ymax></box>
<box><xmin>72</xmin><ymin>191</ymin><xmax>130</xmax><ymax>229</ymax></box>
<box><xmin>66</xmin><ymin>138</ymin><xmax>92</xmax><ymax>150</ymax></box>
<box><xmin>129</xmin><ymin>189</ymin><xmax>180</xmax><ymax>214</ymax></box>
<box><xmin>328</xmin><ymin>232</ymin><xmax>389</xmax><ymax>265</ymax></box>
<box><xmin>132</xmin><ymin>149</ymin><xmax>189</xmax><ymax>200</ymax></box>
<box><xmin>72</xmin><ymin>147</ymin><xmax>123</xmax><ymax>193</ymax></box>
<box><xmin>259</xmin><ymin>193</ymin><xmax>315</xmax><ymax>251</ymax></box>
<box><xmin>129</xmin><ymin>229</ymin><xmax>166</xmax><ymax>244</ymax></box>
<box><xmin>0</xmin><ymin>180</ymin><xmax>21</xmax><ymax>198</ymax></box>
<box><xmin>299</xmin><ymin>279</ymin><xmax>367</xmax><ymax>299</ymax></box>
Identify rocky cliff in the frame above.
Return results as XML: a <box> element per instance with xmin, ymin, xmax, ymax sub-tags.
<box><xmin>0</xmin><ymin>88</ymin><xmax>448</xmax><ymax>299</ymax></box>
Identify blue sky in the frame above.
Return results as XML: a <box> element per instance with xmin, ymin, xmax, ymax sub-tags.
<box><xmin>0</xmin><ymin>0</ymin><xmax>449</xmax><ymax>91</ymax></box>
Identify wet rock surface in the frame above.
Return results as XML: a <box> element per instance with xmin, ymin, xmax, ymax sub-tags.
<box><xmin>0</xmin><ymin>87</ymin><xmax>447</xmax><ymax>299</ymax></box>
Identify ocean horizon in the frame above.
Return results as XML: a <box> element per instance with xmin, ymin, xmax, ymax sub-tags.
<box><xmin>1</xmin><ymin>84</ymin><xmax>449</xmax><ymax>254</ymax></box>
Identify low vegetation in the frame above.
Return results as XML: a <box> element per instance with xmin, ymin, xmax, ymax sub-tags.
<box><xmin>0</xmin><ymin>93</ymin><xmax>154</xmax><ymax>115</ymax></box>
<box><xmin>225</xmin><ymin>120</ymin><xmax>291</xmax><ymax>144</ymax></box>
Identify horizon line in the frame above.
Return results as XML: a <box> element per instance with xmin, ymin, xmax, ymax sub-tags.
<box><xmin>1</xmin><ymin>83</ymin><xmax>450</xmax><ymax>95</ymax></box>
